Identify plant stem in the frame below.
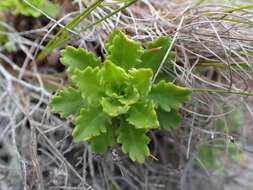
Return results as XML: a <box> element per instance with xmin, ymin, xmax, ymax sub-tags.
<box><xmin>79</xmin><ymin>0</ymin><xmax>137</xmax><ymax>33</ymax></box>
<box><xmin>204</xmin><ymin>4</ymin><xmax>253</xmax><ymax>16</ymax></box>
<box><xmin>222</xmin><ymin>4</ymin><xmax>253</xmax><ymax>13</ymax></box>
<box><xmin>221</xmin><ymin>18</ymin><xmax>253</xmax><ymax>26</ymax></box>
<box><xmin>37</xmin><ymin>0</ymin><xmax>105</xmax><ymax>60</ymax></box>
<box><xmin>101</xmin><ymin>0</ymin><xmax>133</xmax><ymax>6</ymax></box>
<box><xmin>191</xmin><ymin>88</ymin><xmax>253</xmax><ymax>96</ymax></box>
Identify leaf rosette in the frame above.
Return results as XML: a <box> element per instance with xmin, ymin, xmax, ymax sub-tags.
<box><xmin>49</xmin><ymin>29</ymin><xmax>192</xmax><ymax>163</ymax></box>
<box><xmin>99</xmin><ymin>61</ymin><xmax>141</xmax><ymax>116</ymax></box>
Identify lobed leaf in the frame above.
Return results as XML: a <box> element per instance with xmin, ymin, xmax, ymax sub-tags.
<box><xmin>129</xmin><ymin>68</ymin><xmax>153</xmax><ymax>96</ymax></box>
<box><xmin>49</xmin><ymin>87</ymin><xmax>85</xmax><ymax>118</ymax></box>
<box><xmin>157</xmin><ymin>108</ymin><xmax>182</xmax><ymax>130</ymax></box>
<box><xmin>101</xmin><ymin>97</ymin><xmax>130</xmax><ymax>117</ymax></box>
<box><xmin>90</xmin><ymin>124</ymin><xmax>116</xmax><ymax>154</ymax></box>
<box><xmin>140</xmin><ymin>37</ymin><xmax>174</xmax><ymax>72</ymax></box>
<box><xmin>100</xmin><ymin>60</ymin><xmax>129</xmax><ymax>90</ymax></box>
<box><xmin>72</xmin><ymin>105</ymin><xmax>111</xmax><ymax>142</ymax></box>
<box><xmin>73</xmin><ymin>67</ymin><xmax>104</xmax><ymax>103</ymax></box>
<box><xmin>60</xmin><ymin>46</ymin><xmax>101</xmax><ymax>72</ymax></box>
<box><xmin>106</xmin><ymin>29</ymin><xmax>143</xmax><ymax>70</ymax></box>
<box><xmin>126</xmin><ymin>100</ymin><xmax>159</xmax><ymax>129</ymax></box>
<box><xmin>117</xmin><ymin>86</ymin><xmax>139</xmax><ymax>106</ymax></box>
<box><xmin>105</xmin><ymin>29</ymin><xmax>122</xmax><ymax>53</ymax></box>
<box><xmin>117</xmin><ymin>121</ymin><xmax>150</xmax><ymax>163</ymax></box>
<box><xmin>148</xmin><ymin>80</ymin><xmax>192</xmax><ymax>112</ymax></box>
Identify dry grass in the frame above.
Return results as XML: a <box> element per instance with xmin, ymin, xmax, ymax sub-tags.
<box><xmin>1</xmin><ymin>0</ymin><xmax>253</xmax><ymax>189</ymax></box>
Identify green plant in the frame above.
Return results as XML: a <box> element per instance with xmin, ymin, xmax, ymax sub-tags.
<box><xmin>0</xmin><ymin>0</ymin><xmax>59</xmax><ymax>17</ymax></box>
<box><xmin>49</xmin><ymin>29</ymin><xmax>192</xmax><ymax>163</ymax></box>
<box><xmin>198</xmin><ymin>140</ymin><xmax>243</xmax><ymax>170</ymax></box>
<box><xmin>0</xmin><ymin>23</ymin><xmax>9</xmax><ymax>49</ymax></box>
<box><xmin>198</xmin><ymin>108</ymin><xmax>245</xmax><ymax>170</ymax></box>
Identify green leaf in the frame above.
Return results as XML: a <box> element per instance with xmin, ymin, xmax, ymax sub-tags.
<box><xmin>106</xmin><ymin>29</ymin><xmax>143</xmax><ymax>70</ymax></box>
<box><xmin>90</xmin><ymin>124</ymin><xmax>116</xmax><ymax>154</ymax></box>
<box><xmin>105</xmin><ymin>28</ymin><xmax>122</xmax><ymax>53</ymax></box>
<box><xmin>148</xmin><ymin>80</ymin><xmax>192</xmax><ymax>112</ymax></box>
<box><xmin>73</xmin><ymin>67</ymin><xmax>104</xmax><ymax>103</ymax></box>
<box><xmin>140</xmin><ymin>37</ymin><xmax>174</xmax><ymax>72</ymax></box>
<box><xmin>101</xmin><ymin>97</ymin><xmax>130</xmax><ymax>117</ymax></box>
<box><xmin>117</xmin><ymin>86</ymin><xmax>139</xmax><ymax>106</ymax></box>
<box><xmin>49</xmin><ymin>87</ymin><xmax>85</xmax><ymax>118</ymax></box>
<box><xmin>15</xmin><ymin>0</ymin><xmax>45</xmax><ymax>17</ymax></box>
<box><xmin>127</xmin><ymin>100</ymin><xmax>159</xmax><ymax>129</ymax></box>
<box><xmin>100</xmin><ymin>60</ymin><xmax>129</xmax><ymax>90</ymax></box>
<box><xmin>72</xmin><ymin>105</ymin><xmax>111</xmax><ymax>142</ymax></box>
<box><xmin>100</xmin><ymin>61</ymin><xmax>140</xmax><ymax>106</ymax></box>
<box><xmin>129</xmin><ymin>68</ymin><xmax>153</xmax><ymax>96</ymax></box>
<box><xmin>157</xmin><ymin>108</ymin><xmax>182</xmax><ymax>130</ymax></box>
<box><xmin>117</xmin><ymin>122</ymin><xmax>150</xmax><ymax>163</ymax></box>
<box><xmin>0</xmin><ymin>23</ymin><xmax>9</xmax><ymax>46</ymax></box>
<box><xmin>0</xmin><ymin>0</ymin><xmax>14</xmax><ymax>10</ymax></box>
<box><xmin>41</xmin><ymin>2</ymin><xmax>59</xmax><ymax>18</ymax></box>
<box><xmin>60</xmin><ymin>46</ymin><xmax>101</xmax><ymax>72</ymax></box>
<box><xmin>155</xmin><ymin>70</ymin><xmax>175</xmax><ymax>83</ymax></box>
